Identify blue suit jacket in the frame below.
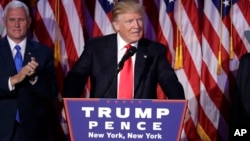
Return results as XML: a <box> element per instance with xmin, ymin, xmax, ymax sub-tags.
<box><xmin>0</xmin><ymin>36</ymin><xmax>58</xmax><ymax>141</ymax></box>
<box><xmin>63</xmin><ymin>33</ymin><xmax>184</xmax><ymax>99</ymax></box>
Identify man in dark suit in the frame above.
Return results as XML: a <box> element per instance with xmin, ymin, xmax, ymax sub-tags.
<box><xmin>63</xmin><ymin>0</ymin><xmax>185</xmax><ymax>99</ymax></box>
<box><xmin>229</xmin><ymin>31</ymin><xmax>250</xmax><ymax>139</ymax></box>
<box><xmin>0</xmin><ymin>1</ymin><xmax>58</xmax><ymax>141</ymax></box>
<box><xmin>229</xmin><ymin>53</ymin><xmax>250</xmax><ymax>139</ymax></box>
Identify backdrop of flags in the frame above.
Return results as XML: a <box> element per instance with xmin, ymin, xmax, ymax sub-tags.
<box><xmin>0</xmin><ymin>0</ymin><xmax>250</xmax><ymax>140</ymax></box>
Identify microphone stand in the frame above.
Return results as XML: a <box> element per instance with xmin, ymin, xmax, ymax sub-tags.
<box><xmin>101</xmin><ymin>67</ymin><xmax>121</xmax><ymax>98</ymax></box>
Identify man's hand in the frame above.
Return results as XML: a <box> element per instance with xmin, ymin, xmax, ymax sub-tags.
<box><xmin>10</xmin><ymin>57</ymin><xmax>39</xmax><ymax>86</ymax></box>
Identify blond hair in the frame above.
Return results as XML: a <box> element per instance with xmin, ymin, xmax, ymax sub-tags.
<box><xmin>112</xmin><ymin>0</ymin><xmax>144</xmax><ymax>22</ymax></box>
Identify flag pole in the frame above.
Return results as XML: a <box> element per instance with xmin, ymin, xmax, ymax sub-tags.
<box><xmin>54</xmin><ymin>0</ymin><xmax>61</xmax><ymax>67</ymax></box>
<box><xmin>229</xmin><ymin>0</ymin><xmax>234</xmax><ymax>59</ymax></box>
<box><xmin>217</xmin><ymin>1</ymin><xmax>223</xmax><ymax>75</ymax></box>
<box><xmin>174</xmin><ymin>0</ymin><xmax>183</xmax><ymax>70</ymax></box>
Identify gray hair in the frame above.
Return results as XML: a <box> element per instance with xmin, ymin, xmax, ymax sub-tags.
<box><xmin>3</xmin><ymin>1</ymin><xmax>30</xmax><ymax>18</ymax></box>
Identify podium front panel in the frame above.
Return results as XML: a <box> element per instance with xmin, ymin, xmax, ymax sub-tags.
<box><xmin>64</xmin><ymin>98</ymin><xmax>187</xmax><ymax>141</ymax></box>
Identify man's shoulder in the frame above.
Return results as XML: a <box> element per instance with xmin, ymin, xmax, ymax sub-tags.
<box><xmin>139</xmin><ymin>38</ymin><xmax>167</xmax><ymax>49</ymax></box>
<box><xmin>88</xmin><ymin>33</ymin><xmax>116</xmax><ymax>42</ymax></box>
<box><xmin>85</xmin><ymin>33</ymin><xmax>116</xmax><ymax>47</ymax></box>
<box><xmin>0</xmin><ymin>36</ymin><xmax>8</xmax><ymax>44</ymax></box>
<box><xmin>27</xmin><ymin>38</ymin><xmax>53</xmax><ymax>54</ymax></box>
<box><xmin>240</xmin><ymin>53</ymin><xmax>250</xmax><ymax>62</ymax></box>
<box><xmin>27</xmin><ymin>38</ymin><xmax>50</xmax><ymax>48</ymax></box>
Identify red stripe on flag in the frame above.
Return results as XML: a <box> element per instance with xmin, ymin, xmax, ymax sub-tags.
<box><xmin>73</xmin><ymin>0</ymin><xmax>85</xmax><ymax>31</ymax></box>
<box><xmin>198</xmin><ymin>102</ymin><xmax>219</xmax><ymax>141</ymax></box>
<box><xmin>0</xmin><ymin>0</ymin><xmax>10</xmax><ymax>7</ymax></box>
<box><xmin>237</xmin><ymin>0</ymin><xmax>250</xmax><ymax>26</ymax></box>
<box><xmin>33</xmin><ymin>9</ymin><xmax>54</xmax><ymax>49</ymax></box>
<box><xmin>48</xmin><ymin>0</ymin><xmax>79</xmax><ymax>69</ymax></box>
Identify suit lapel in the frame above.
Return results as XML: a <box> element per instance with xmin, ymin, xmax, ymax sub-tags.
<box><xmin>23</xmin><ymin>38</ymin><xmax>36</xmax><ymax>65</ymax></box>
<box><xmin>104</xmin><ymin>34</ymin><xmax>118</xmax><ymax>98</ymax></box>
<box><xmin>134</xmin><ymin>40</ymin><xmax>148</xmax><ymax>98</ymax></box>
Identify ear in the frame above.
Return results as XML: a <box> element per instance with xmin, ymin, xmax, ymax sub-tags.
<box><xmin>28</xmin><ymin>17</ymin><xmax>32</xmax><ymax>27</ymax></box>
<box><xmin>112</xmin><ymin>21</ymin><xmax>120</xmax><ymax>32</ymax></box>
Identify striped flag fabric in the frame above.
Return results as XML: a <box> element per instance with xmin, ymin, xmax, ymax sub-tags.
<box><xmin>199</xmin><ymin>0</ymin><xmax>233</xmax><ymax>140</ymax></box>
<box><xmin>31</xmin><ymin>0</ymin><xmax>86</xmax><ymax>139</ymax></box>
<box><xmin>93</xmin><ymin>0</ymin><xmax>114</xmax><ymax>36</ymax></box>
<box><xmin>33</xmin><ymin>0</ymin><xmax>85</xmax><ymax>92</ymax></box>
<box><xmin>156</xmin><ymin>0</ymin><xmax>202</xmax><ymax>140</ymax></box>
<box><xmin>1</xmin><ymin>0</ymin><xmax>250</xmax><ymax>140</ymax></box>
<box><xmin>199</xmin><ymin>0</ymin><xmax>250</xmax><ymax>140</ymax></box>
<box><xmin>0</xmin><ymin>0</ymin><xmax>11</xmax><ymax>38</ymax></box>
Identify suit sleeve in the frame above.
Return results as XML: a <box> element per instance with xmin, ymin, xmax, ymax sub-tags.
<box><xmin>157</xmin><ymin>45</ymin><xmax>185</xmax><ymax>99</ymax></box>
<box><xmin>63</xmin><ymin>45</ymin><xmax>92</xmax><ymax>98</ymax></box>
<box><xmin>229</xmin><ymin>53</ymin><xmax>250</xmax><ymax>127</ymax></box>
<box><xmin>236</xmin><ymin>54</ymin><xmax>250</xmax><ymax>114</ymax></box>
<box><xmin>29</xmin><ymin>47</ymin><xmax>58</xmax><ymax>100</ymax></box>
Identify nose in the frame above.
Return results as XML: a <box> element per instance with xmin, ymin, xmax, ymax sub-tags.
<box><xmin>14</xmin><ymin>19</ymin><xmax>20</xmax><ymax>27</ymax></box>
<box><xmin>134</xmin><ymin>20</ymin><xmax>140</xmax><ymax>28</ymax></box>
<box><xmin>134</xmin><ymin>19</ymin><xmax>143</xmax><ymax>29</ymax></box>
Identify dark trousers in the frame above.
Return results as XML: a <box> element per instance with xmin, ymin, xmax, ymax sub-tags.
<box><xmin>10</xmin><ymin>121</ymin><xmax>22</xmax><ymax>141</ymax></box>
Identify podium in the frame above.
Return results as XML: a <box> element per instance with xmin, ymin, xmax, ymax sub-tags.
<box><xmin>63</xmin><ymin>98</ymin><xmax>187</xmax><ymax>141</ymax></box>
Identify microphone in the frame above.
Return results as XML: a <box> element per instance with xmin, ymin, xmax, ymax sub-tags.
<box><xmin>117</xmin><ymin>46</ymin><xmax>137</xmax><ymax>73</ymax></box>
<box><xmin>102</xmin><ymin>46</ymin><xmax>137</xmax><ymax>98</ymax></box>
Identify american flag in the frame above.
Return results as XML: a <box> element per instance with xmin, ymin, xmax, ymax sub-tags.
<box><xmin>199</xmin><ymin>0</ymin><xmax>250</xmax><ymax>140</ymax></box>
<box><xmin>1</xmin><ymin>0</ymin><xmax>250</xmax><ymax>140</ymax></box>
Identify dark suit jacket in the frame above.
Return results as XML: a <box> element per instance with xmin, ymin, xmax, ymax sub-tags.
<box><xmin>230</xmin><ymin>53</ymin><xmax>250</xmax><ymax>126</ymax></box>
<box><xmin>0</xmin><ymin>36</ymin><xmax>58</xmax><ymax>141</ymax></box>
<box><xmin>64</xmin><ymin>33</ymin><xmax>184</xmax><ymax>99</ymax></box>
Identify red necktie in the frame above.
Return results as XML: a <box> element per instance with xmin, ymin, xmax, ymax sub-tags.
<box><xmin>118</xmin><ymin>44</ymin><xmax>133</xmax><ymax>99</ymax></box>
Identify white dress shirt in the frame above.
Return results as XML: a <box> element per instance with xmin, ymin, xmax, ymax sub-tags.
<box><xmin>116</xmin><ymin>33</ymin><xmax>138</xmax><ymax>98</ymax></box>
<box><xmin>7</xmin><ymin>37</ymin><xmax>37</xmax><ymax>91</ymax></box>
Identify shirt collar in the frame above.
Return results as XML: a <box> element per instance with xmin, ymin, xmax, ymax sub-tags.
<box><xmin>7</xmin><ymin>36</ymin><xmax>27</xmax><ymax>51</ymax></box>
<box><xmin>117</xmin><ymin>33</ymin><xmax>138</xmax><ymax>51</ymax></box>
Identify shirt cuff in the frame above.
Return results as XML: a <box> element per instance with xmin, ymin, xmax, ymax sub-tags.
<box><xmin>8</xmin><ymin>77</ymin><xmax>15</xmax><ymax>91</ymax></box>
<box><xmin>29</xmin><ymin>76</ymin><xmax>38</xmax><ymax>85</ymax></box>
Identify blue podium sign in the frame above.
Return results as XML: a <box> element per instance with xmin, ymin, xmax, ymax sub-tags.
<box><xmin>64</xmin><ymin>98</ymin><xmax>187</xmax><ymax>141</ymax></box>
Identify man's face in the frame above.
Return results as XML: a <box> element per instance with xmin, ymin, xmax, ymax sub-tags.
<box><xmin>4</xmin><ymin>7</ymin><xmax>31</xmax><ymax>43</ymax></box>
<box><xmin>113</xmin><ymin>12</ymin><xmax>144</xmax><ymax>43</ymax></box>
